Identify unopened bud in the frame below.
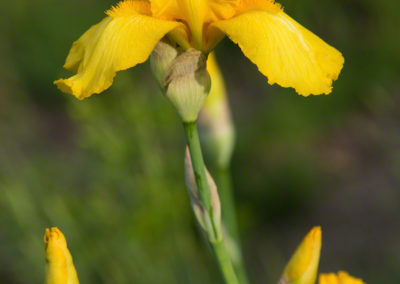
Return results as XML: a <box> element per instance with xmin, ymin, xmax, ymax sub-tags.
<box><xmin>44</xmin><ymin>227</ymin><xmax>80</xmax><ymax>284</ymax></box>
<box><xmin>279</xmin><ymin>226</ymin><xmax>321</xmax><ymax>284</ymax></box>
<box><xmin>150</xmin><ymin>40</ymin><xmax>180</xmax><ymax>86</ymax></box>
<box><xmin>184</xmin><ymin>147</ymin><xmax>221</xmax><ymax>240</ymax></box>
<box><xmin>199</xmin><ymin>53</ymin><xmax>235</xmax><ymax>168</ymax></box>
<box><xmin>163</xmin><ymin>49</ymin><xmax>211</xmax><ymax>122</ymax></box>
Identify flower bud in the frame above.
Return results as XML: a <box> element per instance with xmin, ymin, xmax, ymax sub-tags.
<box><xmin>199</xmin><ymin>53</ymin><xmax>235</xmax><ymax>169</ymax></box>
<box><xmin>319</xmin><ymin>271</ymin><xmax>365</xmax><ymax>284</ymax></box>
<box><xmin>163</xmin><ymin>49</ymin><xmax>211</xmax><ymax>122</ymax></box>
<box><xmin>280</xmin><ymin>226</ymin><xmax>322</xmax><ymax>284</ymax></box>
<box><xmin>150</xmin><ymin>40</ymin><xmax>180</xmax><ymax>86</ymax></box>
<box><xmin>184</xmin><ymin>147</ymin><xmax>221</xmax><ymax>240</ymax></box>
<box><xmin>44</xmin><ymin>227</ymin><xmax>80</xmax><ymax>284</ymax></box>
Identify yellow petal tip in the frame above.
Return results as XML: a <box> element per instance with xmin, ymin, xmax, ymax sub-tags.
<box><xmin>54</xmin><ymin>78</ymin><xmax>88</xmax><ymax>100</ymax></box>
<box><xmin>282</xmin><ymin>226</ymin><xmax>322</xmax><ymax>284</ymax></box>
<box><xmin>44</xmin><ymin>227</ymin><xmax>67</xmax><ymax>249</ymax></box>
<box><xmin>309</xmin><ymin>226</ymin><xmax>322</xmax><ymax>241</ymax></box>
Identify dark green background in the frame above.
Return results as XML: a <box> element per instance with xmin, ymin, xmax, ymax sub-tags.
<box><xmin>1</xmin><ymin>0</ymin><xmax>399</xmax><ymax>283</ymax></box>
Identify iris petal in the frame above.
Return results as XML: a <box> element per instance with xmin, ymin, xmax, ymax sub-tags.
<box><xmin>212</xmin><ymin>10</ymin><xmax>344</xmax><ymax>96</ymax></box>
<box><xmin>55</xmin><ymin>1</ymin><xmax>180</xmax><ymax>99</ymax></box>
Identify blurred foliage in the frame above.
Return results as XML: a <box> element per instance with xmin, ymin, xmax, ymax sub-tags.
<box><xmin>1</xmin><ymin>0</ymin><xmax>400</xmax><ymax>283</ymax></box>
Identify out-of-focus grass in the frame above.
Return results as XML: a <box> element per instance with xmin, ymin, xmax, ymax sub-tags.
<box><xmin>1</xmin><ymin>0</ymin><xmax>400</xmax><ymax>283</ymax></box>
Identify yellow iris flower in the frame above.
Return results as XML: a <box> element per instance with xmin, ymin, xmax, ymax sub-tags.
<box><xmin>280</xmin><ymin>227</ymin><xmax>365</xmax><ymax>284</ymax></box>
<box><xmin>44</xmin><ymin>227</ymin><xmax>80</xmax><ymax>284</ymax></box>
<box><xmin>55</xmin><ymin>0</ymin><xmax>344</xmax><ymax>100</ymax></box>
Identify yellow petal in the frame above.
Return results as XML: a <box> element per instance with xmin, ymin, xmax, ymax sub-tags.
<box><xmin>151</xmin><ymin>0</ymin><xmax>239</xmax><ymax>22</ymax></box>
<box><xmin>207</xmin><ymin>0</ymin><xmax>240</xmax><ymax>21</ymax></box>
<box><xmin>150</xmin><ymin>0</ymin><xmax>181</xmax><ymax>20</ymax></box>
<box><xmin>150</xmin><ymin>0</ymin><xmax>239</xmax><ymax>49</ymax></box>
<box><xmin>211</xmin><ymin>9</ymin><xmax>344</xmax><ymax>96</ymax></box>
<box><xmin>235</xmin><ymin>0</ymin><xmax>282</xmax><ymax>15</ymax></box>
<box><xmin>54</xmin><ymin>1</ymin><xmax>180</xmax><ymax>99</ymax></box>
<box><xmin>280</xmin><ymin>226</ymin><xmax>322</xmax><ymax>284</ymax></box>
<box><xmin>319</xmin><ymin>271</ymin><xmax>365</xmax><ymax>284</ymax></box>
<box><xmin>206</xmin><ymin>52</ymin><xmax>228</xmax><ymax>105</ymax></box>
<box><xmin>44</xmin><ymin>227</ymin><xmax>79</xmax><ymax>284</ymax></box>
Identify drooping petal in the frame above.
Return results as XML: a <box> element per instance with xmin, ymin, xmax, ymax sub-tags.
<box><xmin>44</xmin><ymin>227</ymin><xmax>80</xmax><ymax>284</ymax></box>
<box><xmin>319</xmin><ymin>271</ymin><xmax>365</xmax><ymax>284</ymax></box>
<box><xmin>279</xmin><ymin>226</ymin><xmax>322</xmax><ymax>284</ymax></box>
<box><xmin>211</xmin><ymin>9</ymin><xmax>344</xmax><ymax>96</ymax></box>
<box><xmin>55</xmin><ymin>1</ymin><xmax>180</xmax><ymax>99</ymax></box>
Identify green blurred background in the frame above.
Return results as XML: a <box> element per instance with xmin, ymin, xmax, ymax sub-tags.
<box><xmin>1</xmin><ymin>0</ymin><xmax>399</xmax><ymax>283</ymax></box>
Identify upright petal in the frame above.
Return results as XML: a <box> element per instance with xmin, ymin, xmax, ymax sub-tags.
<box><xmin>211</xmin><ymin>9</ymin><xmax>344</xmax><ymax>96</ymax></box>
<box><xmin>199</xmin><ymin>53</ymin><xmax>235</xmax><ymax>168</ymax></box>
<box><xmin>280</xmin><ymin>226</ymin><xmax>322</xmax><ymax>284</ymax></box>
<box><xmin>151</xmin><ymin>0</ymin><xmax>239</xmax><ymax>22</ymax></box>
<box><xmin>319</xmin><ymin>271</ymin><xmax>365</xmax><ymax>284</ymax></box>
<box><xmin>44</xmin><ymin>227</ymin><xmax>79</xmax><ymax>284</ymax></box>
<box><xmin>150</xmin><ymin>0</ymin><xmax>239</xmax><ymax>49</ymax></box>
<box><xmin>150</xmin><ymin>0</ymin><xmax>181</xmax><ymax>20</ymax></box>
<box><xmin>55</xmin><ymin>1</ymin><xmax>180</xmax><ymax>99</ymax></box>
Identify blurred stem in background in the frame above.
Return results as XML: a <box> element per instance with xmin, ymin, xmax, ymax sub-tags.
<box><xmin>199</xmin><ymin>54</ymin><xmax>248</xmax><ymax>283</ymax></box>
<box><xmin>216</xmin><ymin>168</ymin><xmax>248</xmax><ymax>284</ymax></box>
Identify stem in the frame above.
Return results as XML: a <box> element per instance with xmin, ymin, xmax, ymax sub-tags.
<box><xmin>183</xmin><ymin>121</ymin><xmax>239</xmax><ymax>284</ymax></box>
<box><xmin>183</xmin><ymin>121</ymin><xmax>212</xmax><ymax>212</ymax></box>
<box><xmin>212</xmin><ymin>240</ymin><xmax>240</xmax><ymax>284</ymax></box>
<box><xmin>217</xmin><ymin>168</ymin><xmax>249</xmax><ymax>284</ymax></box>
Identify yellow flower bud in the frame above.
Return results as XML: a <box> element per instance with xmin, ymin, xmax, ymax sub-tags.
<box><xmin>198</xmin><ymin>53</ymin><xmax>235</xmax><ymax>169</ymax></box>
<box><xmin>44</xmin><ymin>227</ymin><xmax>80</xmax><ymax>284</ymax></box>
<box><xmin>184</xmin><ymin>147</ymin><xmax>221</xmax><ymax>240</ymax></box>
<box><xmin>319</xmin><ymin>271</ymin><xmax>365</xmax><ymax>284</ymax></box>
<box><xmin>280</xmin><ymin>226</ymin><xmax>322</xmax><ymax>284</ymax></box>
<box><xmin>163</xmin><ymin>49</ymin><xmax>211</xmax><ymax>122</ymax></box>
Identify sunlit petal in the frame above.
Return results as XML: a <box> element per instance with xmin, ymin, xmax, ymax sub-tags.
<box><xmin>212</xmin><ymin>9</ymin><xmax>344</xmax><ymax>96</ymax></box>
<box><xmin>55</xmin><ymin>1</ymin><xmax>180</xmax><ymax>99</ymax></box>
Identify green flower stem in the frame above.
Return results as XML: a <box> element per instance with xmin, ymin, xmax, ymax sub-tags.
<box><xmin>183</xmin><ymin>121</ymin><xmax>212</xmax><ymax>212</ymax></box>
<box><xmin>183</xmin><ymin>121</ymin><xmax>239</xmax><ymax>284</ymax></box>
<box><xmin>217</xmin><ymin>168</ymin><xmax>249</xmax><ymax>284</ymax></box>
<box><xmin>211</xmin><ymin>239</ymin><xmax>240</xmax><ymax>284</ymax></box>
